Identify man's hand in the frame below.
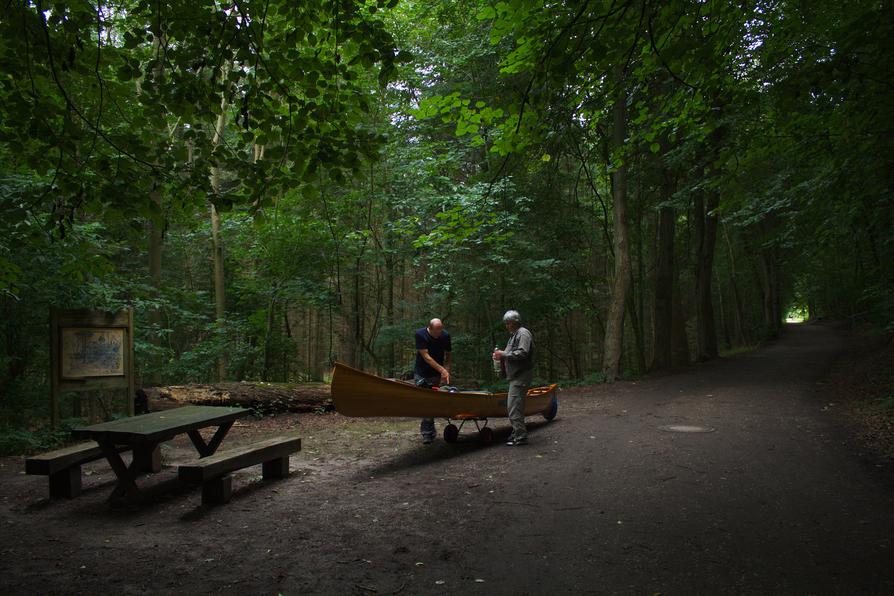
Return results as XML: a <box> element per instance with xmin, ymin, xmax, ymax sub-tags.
<box><xmin>493</xmin><ymin>349</ymin><xmax>504</xmax><ymax>360</ymax></box>
<box><xmin>440</xmin><ymin>369</ymin><xmax>450</xmax><ymax>385</ymax></box>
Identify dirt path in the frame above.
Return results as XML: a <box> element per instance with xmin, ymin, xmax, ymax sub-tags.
<box><xmin>2</xmin><ymin>323</ymin><xmax>893</xmax><ymax>594</ymax></box>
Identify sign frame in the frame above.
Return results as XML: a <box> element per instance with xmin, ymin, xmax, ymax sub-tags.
<box><xmin>50</xmin><ymin>308</ymin><xmax>135</xmax><ymax>427</ymax></box>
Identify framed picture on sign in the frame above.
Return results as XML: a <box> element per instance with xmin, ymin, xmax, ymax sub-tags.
<box><xmin>60</xmin><ymin>327</ymin><xmax>126</xmax><ymax>379</ymax></box>
<box><xmin>50</xmin><ymin>308</ymin><xmax>135</xmax><ymax>427</ymax></box>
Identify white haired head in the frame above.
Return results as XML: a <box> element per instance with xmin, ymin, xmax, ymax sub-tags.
<box><xmin>502</xmin><ymin>310</ymin><xmax>521</xmax><ymax>323</ymax></box>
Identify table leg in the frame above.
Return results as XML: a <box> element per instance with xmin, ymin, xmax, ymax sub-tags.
<box><xmin>132</xmin><ymin>444</ymin><xmax>162</xmax><ymax>474</ymax></box>
<box><xmin>187</xmin><ymin>421</ymin><xmax>234</xmax><ymax>457</ymax></box>
<box><xmin>49</xmin><ymin>466</ymin><xmax>82</xmax><ymax>499</ymax></box>
<box><xmin>97</xmin><ymin>440</ymin><xmax>143</xmax><ymax>504</ymax></box>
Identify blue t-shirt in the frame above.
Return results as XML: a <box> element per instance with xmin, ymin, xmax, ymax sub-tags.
<box><xmin>414</xmin><ymin>327</ymin><xmax>451</xmax><ymax>378</ymax></box>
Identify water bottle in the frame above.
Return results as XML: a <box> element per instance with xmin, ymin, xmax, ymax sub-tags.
<box><xmin>492</xmin><ymin>346</ymin><xmax>501</xmax><ymax>375</ymax></box>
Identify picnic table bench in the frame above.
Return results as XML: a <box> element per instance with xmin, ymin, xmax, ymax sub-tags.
<box><xmin>178</xmin><ymin>435</ymin><xmax>302</xmax><ymax>506</ymax></box>
<box><xmin>69</xmin><ymin>405</ymin><xmax>250</xmax><ymax>505</ymax></box>
<box><xmin>25</xmin><ymin>442</ymin><xmax>131</xmax><ymax>499</ymax></box>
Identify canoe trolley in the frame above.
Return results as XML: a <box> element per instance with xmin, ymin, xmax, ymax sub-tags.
<box><xmin>443</xmin><ymin>415</ymin><xmax>493</xmax><ymax>445</ymax></box>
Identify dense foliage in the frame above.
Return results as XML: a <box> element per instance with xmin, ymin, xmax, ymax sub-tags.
<box><xmin>1</xmin><ymin>0</ymin><xmax>891</xmax><ymax>434</ymax></box>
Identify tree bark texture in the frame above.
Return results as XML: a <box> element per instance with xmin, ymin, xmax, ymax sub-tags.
<box><xmin>146</xmin><ymin>34</ymin><xmax>166</xmax><ymax>385</ymax></box>
<box><xmin>626</xmin><ymin>269</ymin><xmax>647</xmax><ymax>374</ymax></box>
<box><xmin>759</xmin><ymin>244</ymin><xmax>782</xmax><ymax>337</ymax></box>
<box><xmin>651</xmin><ymin>204</ymin><xmax>675</xmax><ymax>370</ymax></box>
<box><xmin>210</xmin><ymin>92</ymin><xmax>229</xmax><ymax>381</ymax></box>
<box><xmin>672</xmin><ymin>282</ymin><xmax>691</xmax><ymax>366</ymax></box>
<box><xmin>602</xmin><ymin>76</ymin><xmax>632</xmax><ymax>382</ymax></box>
<box><xmin>722</xmin><ymin>223</ymin><xmax>746</xmax><ymax>345</ymax></box>
<box><xmin>138</xmin><ymin>382</ymin><xmax>332</xmax><ymax>415</ymax></box>
<box><xmin>694</xmin><ymin>192</ymin><xmax>719</xmax><ymax>361</ymax></box>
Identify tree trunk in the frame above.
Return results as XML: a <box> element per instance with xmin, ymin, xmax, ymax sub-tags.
<box><xmin>385</xmin><ymin>253</ymin><xmax>395</xmax><ymax>375</ymax></box>
<box><xmin>635</xmin><ymin>175</ymin><xmax>647</xmax><ymax>367</ymax></box>
<box><xmin>282</xmin><ymin>301</ymin><xmax>291</xmax><ymax>382</ymax></box>
<box><xmin>148</xmin><ymin>203</ymin><xmax>163</xmax><ymax>293</ymax></box>
<box><xmin>626</xmin><ymin>269</ymin><xmax>647</xmax><ymax>374</ymax></box>
<box><xmin>2</xmin><ymin>301</ymin><xmax>27</xmax><ymax>388</ymax></box>
<box><xmin>717</xmin><ymin>272</ymin><xmax>731</xmax><ymax>350</ymax></box>
<box><xmin>351</xmin><ymin>257</ymin><xmax>363</xmax><ymax>369</ymax></box>
<box><xmin>721</xmin><ymin>223</ymin><xmax>746</xmax><ymax>345</ymax></box>
<box><xmin>263</xmin><ymin>293</ymin><xmax>276</xmax><ymax>381</ymax></box>
<box><xmin>760</xmin><ymin>246</ymin><xmax>782</xmax><ymax>336</ymax></box>
<box><xmin>694</xmin><ymin>192</ymin><xmax>719</xmax><ymax>361</ymax></box>
<box><xmin>210</xmin><ymin>92</ymin><xmax>229</xmax><ymax>381</ymax></box>
<box><xmin>629</xmin><ymin>180</ymin><xmax>647</xmax><ymax>375</ymax></box>
<box><xmin>672</xmin><ymin>283</ymin><xmax>690</xmax><ymax>366</ymax></box>
<box><xmin>139</xmin><ymin>382</ymin><xmax>332</xmax><ymax>414</ymax></box>
<box><xmin>602</xmin><ymin>74</ymin><xmax>632</xmax><ymax>382</ymax></box>
<box><xmin>651</xmin><ymin>204</ymin><xmax>675</xmax><ymax>370</ymax></box>
<box><xmin>146</xmin><ymin>34</ymin><xmax>166</xmax><ymax>386</ymax></box>
<box><xmin>147</xmin><ymin>187</ymin><xmax>164</xmax><ymax>384</ymax></box>
<box><xmin>306</xmin><ymin>307</ymin><xmax>313</xmax><ymax>380</ymax></box>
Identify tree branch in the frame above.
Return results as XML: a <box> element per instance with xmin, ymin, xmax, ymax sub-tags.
<box><xmin>36</xmin><ymin>1</ymin><xmax>159</xmax><ymax>171</ymax></box>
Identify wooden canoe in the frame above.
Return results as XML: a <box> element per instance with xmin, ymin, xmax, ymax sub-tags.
<box><xmin>331</xmin><ymin>361</ymin><xmax>558</xmax><ymax>419</ymax></box>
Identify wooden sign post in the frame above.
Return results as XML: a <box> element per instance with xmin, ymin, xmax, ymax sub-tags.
<box><xmin>50</xmin><ymin>308</ymin><xmax>135</xmax><ymax>428</ymax></box>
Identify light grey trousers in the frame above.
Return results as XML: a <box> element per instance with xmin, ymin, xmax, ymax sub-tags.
<box><xmin>507</xmin><ymin>374</ymin><xmax>532</xmax><ymax>440</ymax></box>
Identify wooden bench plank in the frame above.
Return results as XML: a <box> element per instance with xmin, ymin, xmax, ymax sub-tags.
<box><xmin>25</xmin><ymin>442</ymin><xmax>132</xmax><ymax>499</ymax></box>
<box><xmin>25</xmin><ymin>442</ymin><xmax>129</xmax><ymax>476</ymax></box>
<box><xmin>178</xmin><ymin>435</ymin><xmax>301</xmax><ymax>484</ymax></box>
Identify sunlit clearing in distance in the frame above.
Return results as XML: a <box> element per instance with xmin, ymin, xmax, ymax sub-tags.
<box><xmin>786</xmin><ymin>305</ymin><xmax>808</xmax><ymax>323</ymax></box>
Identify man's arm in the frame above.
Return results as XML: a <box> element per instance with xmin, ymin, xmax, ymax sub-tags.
<box><xmin>504</xmin><ymin>329</ymin><xmax>532</xmax><ymax>360</ymax></box>
<box><xmin>418</xmin><ymin>349</ymin><xmax>450</xmax><ymax>383</ymax></box>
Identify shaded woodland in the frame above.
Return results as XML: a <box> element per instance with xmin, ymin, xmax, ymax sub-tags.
<box><xmin>1</xmin><ymin>0</ymin><xmax>892</xmax><ymax>434</ymax></box>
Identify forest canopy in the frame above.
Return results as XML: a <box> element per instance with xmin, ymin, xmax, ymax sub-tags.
<box><xmin>1</xmin><ymin>0</ymin><xmax>892</xmax><ymax>427</ymax></box>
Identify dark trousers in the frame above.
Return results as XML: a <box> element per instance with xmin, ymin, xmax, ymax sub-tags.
<box><xmin>415</xmin><ymin>373</ymin><xmax>440</xmax><ymax>440</ymax></box>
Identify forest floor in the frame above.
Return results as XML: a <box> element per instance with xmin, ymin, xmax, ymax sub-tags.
<box><xmin>1</xmin><ymin>322</ymin><xmax>893</xmax><ymax>595</ymax></box>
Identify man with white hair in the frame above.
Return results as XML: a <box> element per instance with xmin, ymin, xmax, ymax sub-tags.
<box><xmin>493</xmin><ymin>310</ymin><xmax>534</xmax><ymax>446</ymax></box>
<box><xmin>414</xmin><ymin>318</ymin><xmax>452</xmax><ymax>444</ymax></box>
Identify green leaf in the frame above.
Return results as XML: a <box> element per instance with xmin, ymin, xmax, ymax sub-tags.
<box><xmin>478</xmin><ymin>6</ymin><xmax>496</xmax><ymax>20</ymax></box>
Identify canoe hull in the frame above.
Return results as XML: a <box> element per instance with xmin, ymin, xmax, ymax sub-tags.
<box><xmin>331</xmin><ymin>362</ymin><xmax>557</xmax><ymax>419</ymax></box>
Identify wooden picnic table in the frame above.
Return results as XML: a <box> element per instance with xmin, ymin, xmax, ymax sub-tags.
<box><xmin>71</xmin><ymin>405</ymin><xmax>249</xmax><ymax>504</ymax></box>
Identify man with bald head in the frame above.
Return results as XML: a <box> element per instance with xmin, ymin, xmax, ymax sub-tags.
<box><xmin>415</xmin><ymin>318</ymin><xmax>452</xmax><ymax>444</ymax></box>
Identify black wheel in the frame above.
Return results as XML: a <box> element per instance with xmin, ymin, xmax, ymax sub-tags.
<box><xmin>443</xmin><ymin>423</ymin><xmax>459</xmax><ymax>443</ymax></box>
<box><xmin>479</xmin><ymin>426</ymin><xmax>494</xmax><ymax>445</ymax></box>
<box><xmin>542</xmin><ymin>395</ymin><xmax>558</xmax><ymax>421</ymax></box>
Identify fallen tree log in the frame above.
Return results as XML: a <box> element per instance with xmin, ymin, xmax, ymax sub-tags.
<box><xmin>136</xmin><ymin>382</ymin><xmax>332</xmax><ymax>415</ymax></box>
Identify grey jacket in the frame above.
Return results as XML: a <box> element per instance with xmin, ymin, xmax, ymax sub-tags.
<box><xmin>502</xmin><ymin>326</ymin><xmax>534</xmax><ymax>382</ymax></box>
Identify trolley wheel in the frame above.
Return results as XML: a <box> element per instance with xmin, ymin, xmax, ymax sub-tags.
<box><xmin>443</xmin><ymin>423</ymin><xmax>459</xmax><ymax>443</ymax></box>
<box><xmin>479</xmin><ymin>426</ymin><xmax>494</xmax><ymax>445</ymax></box>
<box><xmin>542</xmin><ymin>394</ymin><xmax>559</xmax><ymax>421</ymax></box>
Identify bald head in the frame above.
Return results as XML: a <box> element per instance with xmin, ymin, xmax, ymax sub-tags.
<box><xmin>428</xmin><ymin>318</ymin><xmax>444</xmax><ymax>338</ymax></box>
